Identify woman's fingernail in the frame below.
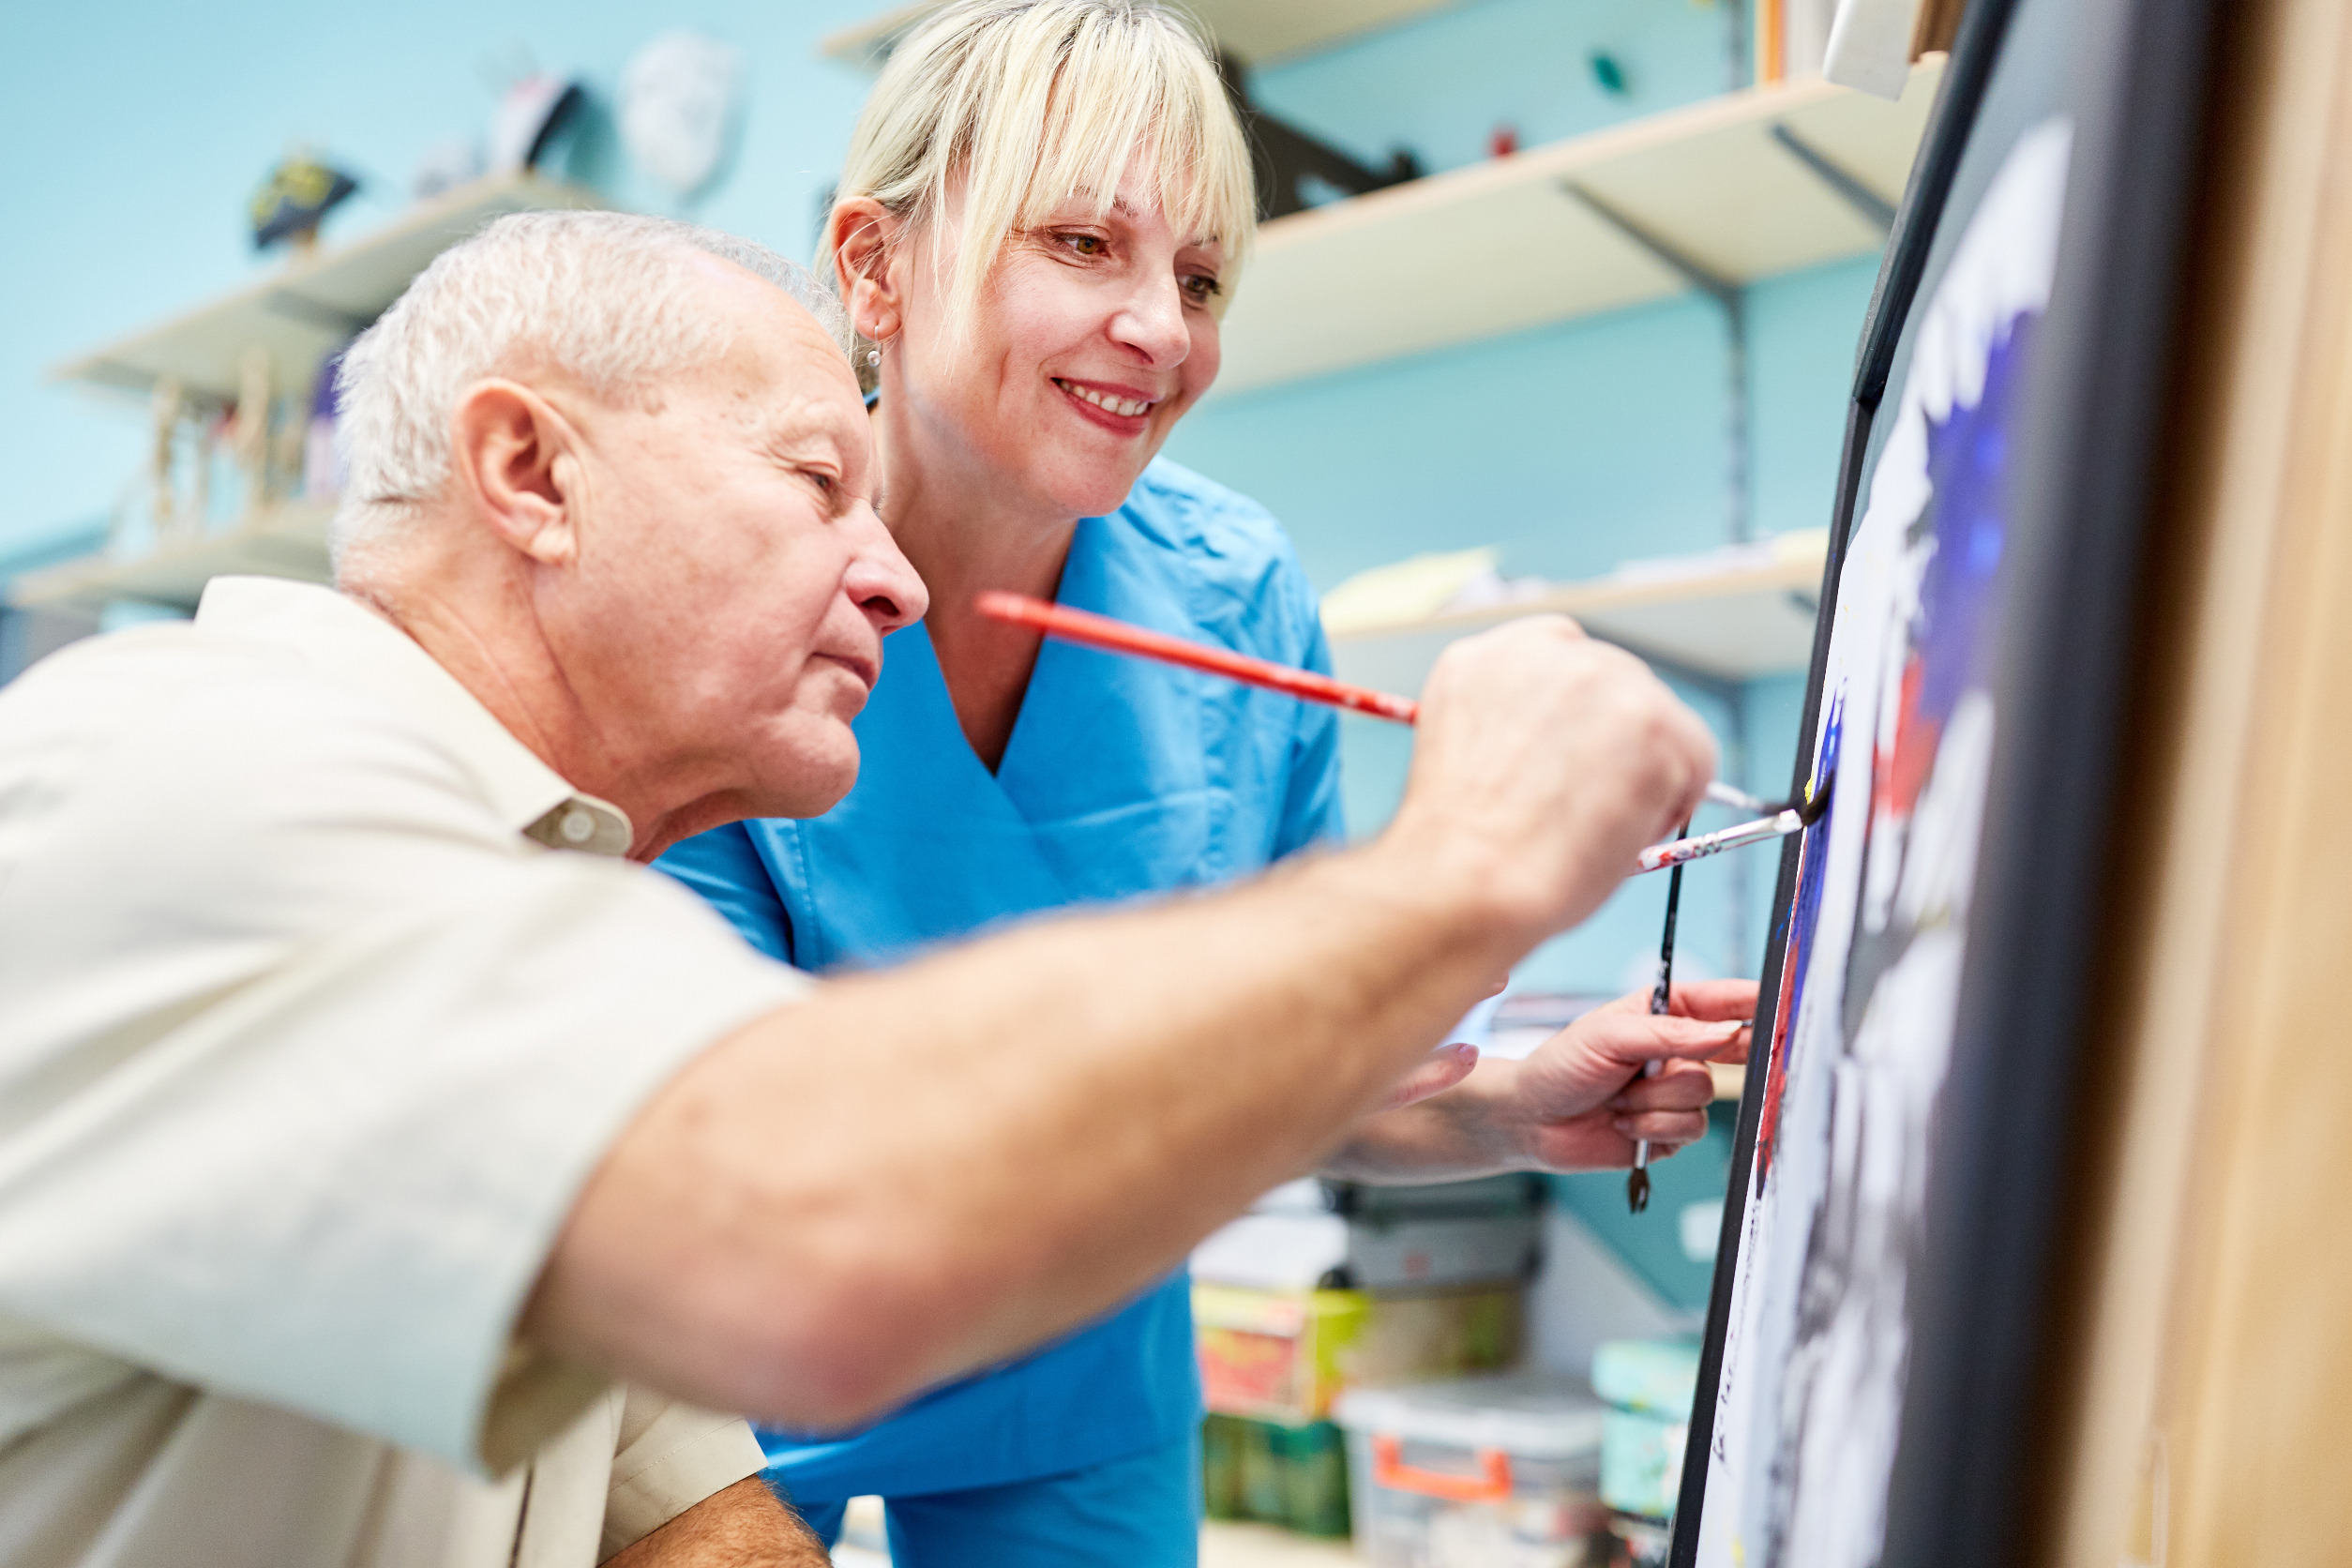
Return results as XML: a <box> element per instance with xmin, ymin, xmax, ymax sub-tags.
<box><xmin>1448</xmin><ymin>1042</ymin><xmax>1480</xmax><ymax>1063</ymax></box>
<box><xmin>1721</xmin><ymin>1019</ymin><xmax>1751</xmax><ymax>1036</ymax></box>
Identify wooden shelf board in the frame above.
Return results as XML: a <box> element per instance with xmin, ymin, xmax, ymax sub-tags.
<box><xmin>821</xmin><ymin>0</ymin><xmax>1462</xmax><ymax>71</ymax></box>
<box><xmin>1215</xmin><ymin>58</ymin><xmax>1944</xmax><ymax>394</ymax></box>
<box><xmin>9</xmin><ymin>503</ymin><xmax>335</xmax><ymax>613</ymax></box>
<box><xmin>51</xmin><ymin>173</ymin><xmax>605</xmax><ymax>406</ymax></box>
<box><xmin>1327</xmin><ymin>540</ymin><xmax>1827</xmax><ymax>693</ymax></box>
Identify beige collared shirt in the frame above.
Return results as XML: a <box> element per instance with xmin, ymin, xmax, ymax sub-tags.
<box><xmin>0</xmin><ymin>578</ymin><xmax>811</xmax><ymax>1567</ymax></box>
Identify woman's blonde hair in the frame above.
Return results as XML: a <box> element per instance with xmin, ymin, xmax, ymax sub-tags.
<box><xmin>835</xmin><ymin>0</ymin><xmax>1258</xmax><ymax>338</ymax></box>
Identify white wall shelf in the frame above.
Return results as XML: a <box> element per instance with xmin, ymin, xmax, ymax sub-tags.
<box><xmin>821</xmin><ymin>0</ymin><xmax>1463</xmax><ymax>71</ymax></box>
<box><xmin>51</xmin><ymin>172</ymin><xmax>605</xmax><ymax>406</ymax></box>
<box><xmin>1215</xmin><ymin>57</ymin><xmax>1944</xmax><ymax>395</ymax></box>
<box><xmin>8</xmin><ymin>503</ymin><xmax>335</xmax><ymax>613</ymax></box>
<box><xmin>1327</xmin><ymin>532</ymin><xmax>1828</xmax><ymax>696</ymax></box>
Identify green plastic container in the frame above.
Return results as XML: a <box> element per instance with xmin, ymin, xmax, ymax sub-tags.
<box><xmin>1201</xmin><ymin>1412</ymin><xmax>1351</xmax><ymax>1537</ymax></box>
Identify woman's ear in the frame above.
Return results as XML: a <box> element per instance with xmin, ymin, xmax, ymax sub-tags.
<box><xmin>829</xmin><ymin>197</ymin><xmax>904</xmax><ymax>345</ymax></box>
<box><xmin>448</xmin><ymin>379</ymin><xmax>581</xmax><ymax>567</ymax></box>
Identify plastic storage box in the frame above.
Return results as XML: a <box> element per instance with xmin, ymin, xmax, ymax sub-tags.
<box><xmin>1193</xmin><ymin>1281</ymin><xmax>1522</xmax><ymax>1423</ymax></box>
<box><xmin>1591</xmin><ymin>1337</ymin><xmax>1699</xmax><ymax>1522</ymax></box>
<box><xmin>1334</xmin><ymin>1372</ymin><xmax>1612</xmax><ymax>1568</ymax></box>
<box><xmin>1199</xmin><ymin>1413</ymin><xmax>1351</xmax><ymax>1537</ymax></box>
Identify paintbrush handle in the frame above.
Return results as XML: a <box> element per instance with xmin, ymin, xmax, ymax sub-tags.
<box><xmin>1635</xmin><ymin>807</ymin><xmax>1804</xmax><ymax>875</ymax></box>
<box><xmin>976</xmin><ymin>592</ymin><xmax>1422</xmax><ymax>723</ymax></box>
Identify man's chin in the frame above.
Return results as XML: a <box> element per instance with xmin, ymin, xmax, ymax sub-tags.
<box><xmin>758</xmin><ymin>733</ymin><xmax>860</xmax><ymax>820</ymax></box>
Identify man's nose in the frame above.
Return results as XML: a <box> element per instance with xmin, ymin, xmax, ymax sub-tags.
<box><xmin>843</xmin><ymin>504</ymin><xmax>929</xmax><ymax>632</ymax></box>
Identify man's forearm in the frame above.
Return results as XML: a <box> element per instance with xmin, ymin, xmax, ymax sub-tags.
<box><xmin>536</xmin><ymin>835</ymin><xmax>1530</xmax><ymax>1425</ymax></box>
<box><xmin>606</xmin><ymin>1477</ymin><xmax>826</xmax><ymax>1567</ymax></box>
<box><xmin>533</xmin><ymin>617</ymin><xmax>1718</xmax><ymax>1428</ymax></box>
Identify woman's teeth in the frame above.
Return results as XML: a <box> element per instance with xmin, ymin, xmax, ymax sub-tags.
<box><xmin>1055</xmin><ymin>378</ymin><xmax>1153</xmax><ymax>417</ymax></box>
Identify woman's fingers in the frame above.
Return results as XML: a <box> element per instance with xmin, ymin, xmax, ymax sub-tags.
<box><xmin>1380</xmin><ymin>1042</ymin><xmax>1479</xmax><ymax>1111</ymax></box>
<box><xmin>1666</xmin><ymin>977</ymin><xmax>1761</xmax><ymax>1022</ymax></box>
<box><xmin>1606</xmin><ymin>1060</ymin><xmax>1715</xmax><ymax>1113</ymax></box>
<box><xmin>1611</xmin><ymin>1108</ymin><xmax>1710</xmax><ymax>1146</ymax></box>
<box><xmin>1582</xmin><ymin>1012</ymin><xmax>1750</xmax><ymax>1071</ymax></box>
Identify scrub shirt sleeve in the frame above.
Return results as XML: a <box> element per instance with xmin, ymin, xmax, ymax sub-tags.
<box><xmin>1273</xmin><ymin>565</ymin><xmax>1345</xmax><ymax>856</ymax></box>
<box><xmin>656</xmin><ymin>822</ymin><xmax>796</xmax><ymax>965</ymax></box>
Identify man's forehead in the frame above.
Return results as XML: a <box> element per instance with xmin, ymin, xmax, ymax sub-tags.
<box><xmin>676</xmin><ymin>258</ymin><xmax>864</xmax><ymax>435</ymax></box>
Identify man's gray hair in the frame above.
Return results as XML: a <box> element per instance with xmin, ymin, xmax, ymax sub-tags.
<box><xmin>330</xmin><ymin>210</ymin><xmax>852</xmax><ymax>576</ymax></box>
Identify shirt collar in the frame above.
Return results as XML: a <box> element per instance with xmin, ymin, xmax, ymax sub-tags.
<box><xmin>193</xmin><ymin>576</ymin><xmax>635</xmax><ymax>857</ymax></box>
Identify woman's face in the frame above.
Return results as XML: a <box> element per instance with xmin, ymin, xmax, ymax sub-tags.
<box><xmin>901</xmin><ymin>171</ymin><xmax>1227</xmax><ymax>520</ymax></box>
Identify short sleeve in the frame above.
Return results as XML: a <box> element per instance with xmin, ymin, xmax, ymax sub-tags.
<box><xmin>1274</xmin><ymin>565</ymin><xmax>1345</xmax><ymax>855</ymax></box>
<box><xmin>0</xmin><ymin>661</ymin><xmax>809</xmax><ymax>1476</ymax></box>
<box><xmin>656</xmin><ymin>822</ymin><xmax>795</xmax><ymax>964</ymax></box>
<box><xmin>600</xmin><ymin>1389</ymin><xmax>768</xmax><ymax>1558</ymax></box>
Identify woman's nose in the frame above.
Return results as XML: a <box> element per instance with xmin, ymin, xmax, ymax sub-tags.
<box><xmin>1110</xmin><ymin>275</ymin><xmax>1191</xmax><ymax>368</ymax></box>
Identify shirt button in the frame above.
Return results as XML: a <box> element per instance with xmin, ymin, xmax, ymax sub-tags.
<box><xmin>560</xmin><ymin>808</ymin><xmax>596</xmax><ymax>844</ymax></box>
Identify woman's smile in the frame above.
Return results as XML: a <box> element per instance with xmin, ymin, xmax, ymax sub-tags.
<box><xmin>1050</xmin><ymin>374</ymin><xmax>1158</xmax><ymax>430</ymax></box>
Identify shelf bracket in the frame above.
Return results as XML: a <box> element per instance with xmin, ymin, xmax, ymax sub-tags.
<box><xmin>1557</xmin><ymin>183</ymin><xmax>1740</xmax><ymax>309</ymax></box>
<box><xmin>1767</xmin><ymin>124</ymin><xmax>1897</xmax><ymax>234</ymax></box>
<box><xmin>1560</xmin><ymin>183</ymin><xmax>1752</xmax><ymax>546</ymax></box>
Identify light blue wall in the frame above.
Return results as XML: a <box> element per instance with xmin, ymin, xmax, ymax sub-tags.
<box><xmin>3</xmin><ymin>0</ymin><xmax>1869</xmax><ymax>991</ymax></box>
<box><xmin>1251</xmin><ymin>0</ymin><xmax>1742</xmax><ymax>175</ymax></box>
<box><xmin>0</xmin><ymin>0</ymin><xmax>884</xmax><ymax>562</ymax></box>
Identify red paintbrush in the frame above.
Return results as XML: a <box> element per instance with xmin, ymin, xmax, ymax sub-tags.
<box><xmin>974</xmin><ymin>591</ymin><xmax>1421</xmax><ymax>723</ymax></box>
<box><xmin>972</xmin><ymin>591</ymin><xmax>1829</xmax><ymax>873</ymax></box>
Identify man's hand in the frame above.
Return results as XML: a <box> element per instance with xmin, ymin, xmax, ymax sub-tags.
<box><xmin>1326</xmin><ymin>979</ymin><xmax>1759</xmax><ymax>1182</ymax></box>
<box><xmin>1383</xmin><ymin>617</ymin><xmax>1717</xmax><ymax>945</ymax></box>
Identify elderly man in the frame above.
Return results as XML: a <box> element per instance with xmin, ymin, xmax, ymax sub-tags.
<box><xmin>0</xmin><ymin>213</ymin><xmax>1735</xmax><ymax>1567</ymax></box>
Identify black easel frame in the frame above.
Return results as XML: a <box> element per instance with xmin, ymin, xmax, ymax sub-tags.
<box><xmin>1667</xmin><ymin>0</ymin><xmax>2219</xmax><ymax>1561</ymax></box>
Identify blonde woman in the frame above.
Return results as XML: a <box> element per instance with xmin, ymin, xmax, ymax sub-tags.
<box><xmin>660</xmin><ymin>2</ymin><xmax>1754</xmax><ymax>1560</ymax></box>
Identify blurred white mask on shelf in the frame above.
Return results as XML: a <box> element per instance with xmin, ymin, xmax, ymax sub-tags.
<box><xmin>621</xmin><ymin>32</ymin><xmax>745</xmax><ymax>201</ymax></box>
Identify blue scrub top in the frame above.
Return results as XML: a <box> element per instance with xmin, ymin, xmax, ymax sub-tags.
<box><xmin>658</xmin><ymin>457</ymin><xmax>1342</xmax><ymax>1499</ymax></box>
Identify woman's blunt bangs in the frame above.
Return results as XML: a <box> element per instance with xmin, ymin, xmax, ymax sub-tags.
<box><xmin>836</xmin><ymin>0</ymin><xmax>1258</xmax><ymax>335</ymax></box>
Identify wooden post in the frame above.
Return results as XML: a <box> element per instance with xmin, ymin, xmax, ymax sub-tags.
<box><xmin>147</xmin><ymin>377</ymin><xmax>182</xmax><ymax>537</ymax></box>
<box><xmin>236</xmin><ymin>346</ymin><xmax>272</xmax><ymax>520</ymax></box>
<box><xmin>2033</xmin><ymin>1</ymin><xmax>2352</xmax><ymax>1564</ymax></box>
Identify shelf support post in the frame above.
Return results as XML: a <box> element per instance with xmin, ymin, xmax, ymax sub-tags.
<box><xmin>1560</xmin><ymin>183</ymin><xmax>1753</xmax><ymax>545</ymax></box>
<box><xmin>1767</xmin><ymin>123</ymin><xmax>1898</xmax><ymax>233</ymax></box>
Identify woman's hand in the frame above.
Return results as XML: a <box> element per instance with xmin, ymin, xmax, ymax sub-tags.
<box><xmin>1494</xmin><ymin>978</ymin><xmax>1758</xmax><ymax>1169</ymax></box>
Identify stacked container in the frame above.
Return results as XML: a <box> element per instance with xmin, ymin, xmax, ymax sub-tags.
<box><xmin>1591</xmin><ymin>1336</ymin><xmax>1702</xmax><ymax>1567</ymax></box>
<box><xmin>1333</xmin><ymin>1372</ymin><xmax>1612</xmax><ymax>1567</ymax></box>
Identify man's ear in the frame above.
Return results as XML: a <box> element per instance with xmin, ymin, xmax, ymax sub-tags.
<box><xmin>828</xmin><ymin>198</ymin><xmax>904</xmax><ymax>345</ymax></box>
<box><xmin>448</xmin><ymin>380</ymin><xmax>581</xmax><ymax>567</ymax></box>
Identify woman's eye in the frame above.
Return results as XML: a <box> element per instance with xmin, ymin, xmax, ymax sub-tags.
<box><xmin>1184</xmin><ymin>274</ymin><xmax>1223</xmax><ymax>303</ymax></box>
<box><xmin>806</xmin><ymin>470</ymin><xmax>835</xmax><ymax>492</ymax></box>
<box><xmin>1060</xmin><ymin>232</ymin><xmax>1107</xmax><ymax>256</ymax></box>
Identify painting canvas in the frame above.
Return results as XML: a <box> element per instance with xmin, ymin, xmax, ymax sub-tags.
<box><xmin>1690</xmin><ymin>120</ymin><xmax>2073</xmax><ymax>1568</ymax></box>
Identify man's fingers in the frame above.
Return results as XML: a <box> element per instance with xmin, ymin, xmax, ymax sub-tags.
<box><xmin>1380</xmin><ymin>1042</ymin><xmax>1479</xmax><ymax>1111</ymax></box>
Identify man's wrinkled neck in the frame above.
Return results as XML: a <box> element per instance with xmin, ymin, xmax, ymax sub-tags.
<box><xmin>345</xmin><ymin>529</ymin><xmax>656</xmax><ymax>842</ymax></box>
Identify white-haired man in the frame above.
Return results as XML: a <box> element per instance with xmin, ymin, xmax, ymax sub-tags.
<box><xmin>0</xmin><ymin>213</ymin><xmax>1735</xmax><ymax>1567</ymax></box>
